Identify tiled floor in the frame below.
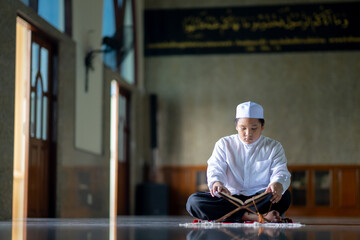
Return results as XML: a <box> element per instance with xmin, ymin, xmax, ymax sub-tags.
<box><xmin>1</xmin><ymin>216</ymin><xmax>360</xmax><ymax>239</ymax></box>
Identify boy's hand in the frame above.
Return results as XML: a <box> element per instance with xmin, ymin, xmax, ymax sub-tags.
<box><xmin>211</xmin><ymin>181</ymin><xmax>231</xmax><ymax>197</ymax></box>
<box><xmin>266</xmin><ymin>182</ymin><xmax>283</xmax><ymax>203</ymax></box>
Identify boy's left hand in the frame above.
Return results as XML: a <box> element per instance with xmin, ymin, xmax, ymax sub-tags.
<box><xmin>266</xmin><ymin>182</ymin><xmax>283</xmax><ymax>203</ymax></box>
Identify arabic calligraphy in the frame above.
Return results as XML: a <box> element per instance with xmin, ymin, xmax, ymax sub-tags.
<box><xmin>144</xmin><ymin>2</ymin><xmax>360</xmax><ymax>55</ymax></box>
<box><xmin>183</xmin><ymin>6</ymin><xmax>349</xmax><ymax>36</ymax></box>
<box><xmin>146</xmin><ymin>36</ymin><xmax>360</xmax><ymax>52</ymax></box>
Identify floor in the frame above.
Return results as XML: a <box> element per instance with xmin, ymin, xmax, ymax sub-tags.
<box><xmin>1</xmin><ymin>216</ymin><xmax>360</xmax><ymax>240</ymax></box>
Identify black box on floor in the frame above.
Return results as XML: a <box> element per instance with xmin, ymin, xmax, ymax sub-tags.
<box><xmin>136</xmin><ymin>183</ymin><xmax>169</xmax><ymax>215</ymax></box>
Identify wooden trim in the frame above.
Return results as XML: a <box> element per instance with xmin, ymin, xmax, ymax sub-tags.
<box><xmin>64</xmin><ymin>0</ymin><xmax>72</xmax><ymax>36</ymax></box>
<box><xmin>131</xmin><ymin>0</ymin><xmax>138</xmax><ymax>86</ymax></box>
<box><xmin>358</xmin><ymin>169</ymin><xmax>360</xmax><ymax>210</ymax></box>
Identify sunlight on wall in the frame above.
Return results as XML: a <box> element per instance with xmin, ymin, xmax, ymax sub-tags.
<box><xmin>109</xmin><ymin>80</ymin><xmax>118</xmax><ymax>240</ymax></box>
<box><xmin>13</xmin><ymin>16</ymin><xmax>31</xmax><ymax>240</ymax></box>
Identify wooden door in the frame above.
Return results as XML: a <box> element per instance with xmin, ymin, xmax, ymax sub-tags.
<box><xmin>117</xmin><ymin>88</ymin><xmax>131</xmax><ymax>215</ymax></box>
<box><xmin>27</xmin><ymin>33</ymin><xmax>55</xmax><ymax>218</ymax></box>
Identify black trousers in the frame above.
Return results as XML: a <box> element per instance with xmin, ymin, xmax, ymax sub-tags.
<box><xmin>186</xmin><ymin>190</ymin><xmax>291</xmax><ymax>221</ymax></box>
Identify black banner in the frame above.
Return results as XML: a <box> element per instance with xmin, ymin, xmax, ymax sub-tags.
<box><xmin>144</xmin><ymin>2</ymin><xmax>360</xmax><ymax>55</ymax></box>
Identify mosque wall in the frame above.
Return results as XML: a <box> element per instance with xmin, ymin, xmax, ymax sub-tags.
<box><xmin>1</xmin><ymin>0</ymin><xmax>359</xmax><ymax>219</ymax></box>
<box><xmin>0</xmin><ymin>0</ymin><xmax>112</xmax><ymax>218</ymax></box>
<box><xmin>72</xmin><ymin>0</ymin><xmax>104</xmax><ymax>155</ymax></box>
<box><xmin>0</xmin><ymin>0</ymin><xmax>16</xmax><ymax>220</ymax></box>
<box><xmin>1</xmin><ymin>0</ymin><xmax>149</xmax><ymax>219</ymax></box>
<box><xmin>144</xmin><ymin>0</ymin><xmax>360</xmax><ymax>167</ymax></box>
<box><xmin>57</xmin><ymin>0</ymin><xmax>109</xmax><ymax>218</ymax></box>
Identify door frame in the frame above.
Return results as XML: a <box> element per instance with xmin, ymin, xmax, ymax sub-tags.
<box><xmin>13</xmin><ymin>16</ymin><xmax>58</xmax><ymax>218</ymax></box>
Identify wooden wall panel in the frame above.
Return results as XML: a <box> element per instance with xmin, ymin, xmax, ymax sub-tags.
<box><xmin>60</xmin><ymin>166</ymin><xmax>107</xmax><ymax>218</ymax></box>
<box><xmin>338</xmin><ymin>169</ymin><xmax>357</xmax><ymax>208</ymax></box>
<box><xmin>282</xmin><ymin>166</ymin><xmax>360</xmax><ymax>217</ymax></box>
<box><xmin>156</xmin><ymin>166</ymin><xmax>206</xmax><ymax>215</ymax></box>
<box><xmin>156</xmin><ymin>165</ymin><xmax>360</xmax><ymax>217</ymax></box>
<box><xmin>117</xmin><ymin>162</ymin><xmax>129</xmax><ymax>215</ymax></box>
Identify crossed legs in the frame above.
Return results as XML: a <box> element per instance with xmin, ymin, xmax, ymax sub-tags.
<box><xmin>186</xmin><ymin>190</ymin><xmax>291</xmax><ymax>222</ymax></box>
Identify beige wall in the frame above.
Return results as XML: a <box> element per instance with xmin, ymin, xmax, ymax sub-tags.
<box><xmin>145</xmin><ymin>0</ymin><xmax>360</xmax><ymax>167</ymax></box>
<box><xmin>73</xmin><ymin>0</ymin><xmax>104</xmax><ymax>155</ymax></box>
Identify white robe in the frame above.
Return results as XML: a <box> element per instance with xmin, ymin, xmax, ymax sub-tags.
<box><xmin>207</xmin><ymin>134</ymin><xmax>291</xmax><ymax>196</ymax></box>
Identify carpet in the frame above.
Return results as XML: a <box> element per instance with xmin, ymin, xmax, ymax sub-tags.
<box><xmin>179</xmin><ymin>220</ymin><xmax>304</xmax><ymax>229</ymax></box>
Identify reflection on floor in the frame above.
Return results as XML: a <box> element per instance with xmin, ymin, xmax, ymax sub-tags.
<box><xmin>1</xmin><ymin>216</ymin><xmax>360</xmax><ymax>240</ymax></box>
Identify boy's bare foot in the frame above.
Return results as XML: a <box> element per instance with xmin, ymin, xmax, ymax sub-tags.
<box><xmin>241</xmin><ymin>210</ymin><xmax>282</xmax><ymax>223</ymax></box>
<box><xmin>264</xmin><ymin>210</ymin><xmax>282</xmax><ymax>223</ymax></box>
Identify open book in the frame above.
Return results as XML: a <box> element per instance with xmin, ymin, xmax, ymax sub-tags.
<box><xmin>219</xmin><ymin>191</ymin><xmax>271</xmax><ymax>206</ymax></box>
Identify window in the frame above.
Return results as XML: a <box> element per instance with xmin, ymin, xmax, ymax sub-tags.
<box><xmin>30</xmin><ymin>41</ymin><xmax>51</xmax><ymax>141</ymax></box>
<box><xmin>291</xmin><ymin>171</ymin><xmax>307</xmax><ymax>206</ymax></box>
<box><xmin>38</xmin><ymin>0</ymin><xmax>65</xmax><ymax>32</ymax></box>
<box><xmin>20</xmin><ymin>0</ymin><xmax>71</xmax><ymax>35</ymax></box>
<box><xmin>102</xmin><ymin>0</ymin><xmax>136</xmax><ymax>85</ymax></box>
<box><xmin>120</xmin><ymin>0</ymin><xmax>135</xmax><ymax>84</ymax></box>
<box><xmin>196</xmin><ymin>171</ymin><xmax>208</xmax><ymax>192</ymax></box>
<box><xmin>314</xmin><ymin>170</ymin><xmax>331</xmax><ymax>206</ymax></box>
<box><xmin>102</xmin><ymin>0</ymin><xmax>117</xmax><ymax>70</ymax></box>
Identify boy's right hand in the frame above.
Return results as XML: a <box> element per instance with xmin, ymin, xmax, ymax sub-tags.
<box><xmin>211</xmin><ymin>181</ymin><xmax>231</xmax><ymax>197</ymax></box>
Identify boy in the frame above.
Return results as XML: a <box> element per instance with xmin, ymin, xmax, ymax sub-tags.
<box><xmin>186</xmin><ymin>101</ymin><xmax>291</xmax><ymax>222</ymax></box>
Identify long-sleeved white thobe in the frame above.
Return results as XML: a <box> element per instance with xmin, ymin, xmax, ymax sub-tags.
<box><xmin>207</xmin><ymin>134</ymin><xmax>291</xmax><ymax>196</ymax></box>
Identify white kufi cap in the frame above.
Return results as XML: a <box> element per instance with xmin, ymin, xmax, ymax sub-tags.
<box><xmin>236</xmin><ymin>101</ymin><xmax>264</xmax><ymax>119</ymax></box>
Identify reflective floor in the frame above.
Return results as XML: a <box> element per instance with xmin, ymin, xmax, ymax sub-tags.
<box><xmin>1</xmin><ymin>216</ymin><xmax>360</xmax><ymax>240</ymax></box>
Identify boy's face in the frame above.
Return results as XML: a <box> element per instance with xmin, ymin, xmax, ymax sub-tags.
<box><xmin>236</xmin><ymin>118</ymin><xmax>264</xmax><ymax>144</ymax></box>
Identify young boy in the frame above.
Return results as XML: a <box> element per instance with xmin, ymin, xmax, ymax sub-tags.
<box><xmin>186</xmin><ymin>101</ymin><xmax>291</xmax><ymax>222</ymax></box>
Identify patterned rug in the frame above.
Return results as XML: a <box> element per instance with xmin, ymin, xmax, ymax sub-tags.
<box><xmin>179</xmin><ymin>220</ymin><xmax>304</xmax><ymax>229</ymax></box>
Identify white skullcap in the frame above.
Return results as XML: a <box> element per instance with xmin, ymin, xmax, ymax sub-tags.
<box><xmin>236</xmin><ymin>101</ymin><xmax>264</xmax><ymax>119</ymax></box>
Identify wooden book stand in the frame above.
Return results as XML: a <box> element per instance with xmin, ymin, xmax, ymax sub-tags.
<box><xmin>215</xmin><ymin>192</ymin><xmax>271</xmax><ymax>223</ymax></box>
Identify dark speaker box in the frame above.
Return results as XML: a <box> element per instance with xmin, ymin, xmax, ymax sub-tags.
<box><xmin>136</xmin><ymin>183</ymin><xmax>168</xmax><ymax>215</ymax></box>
